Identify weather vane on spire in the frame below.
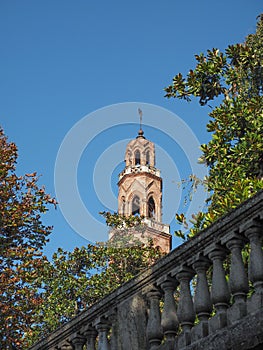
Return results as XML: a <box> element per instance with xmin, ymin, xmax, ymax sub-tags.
<box><xmin>138</xmin><ymin>108</ymin><xmax>143</xmax><ymax>130</ymax></box>
<box><xmin>137</xmin><ymin>108</ymin><xmax>145</xmax><ymax>138</ymax></box>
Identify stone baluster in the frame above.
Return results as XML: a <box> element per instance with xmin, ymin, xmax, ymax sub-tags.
<box><xmin>192</xmin><ymin>258</ymin><xmax>212</xmax><ymax>340</ymax></box>
<box><xmin>96</xmin><ymin>317</ymin><xmax>111</xmax><ymax>350</ymax></box>
<box><xmin>70</xmin><ymin>334</ymin><xmax>87</xmax><ymax>350</ymax></box>
<box><xmin>175</xmin><ymin>267</ymin><xmax>195</xmax><ymax>347</ymax></box>
<box><xmin>146</xmin><ymin>287</ymin><xmax>163</xmax><ymax>349</ymax></box>
<box><xmin>159</xmin><ymin>277</ymin><xmax>179</xmax><ymax>348</ymax></box>
<box><xmin>208</xmin><ymin>246</ymin><xmax>230</xmax><ymax>332</ymax></box>
<box><xmin>82</xmin><ymin>326</ymin><xmax>98</xmax><ymax>350</ymax></box>
<box><xmin>245</xmin><ymin>221</ymin><xmax>263</xmax><ymax>312</ymax></box>
<box><xmin>226</xmin><ymin>236</ymin><xmax>249</xmax><ymax>322</ymax></box>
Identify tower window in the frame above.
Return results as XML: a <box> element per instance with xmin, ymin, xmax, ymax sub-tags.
<box><xmin>132</xmin><ymin>195</ymin><xmax>140</xmax><ymax>216</ymax></box>
<box><xmin>148</xmin><ymin>196</ymin><xmax>155</xmax><ymax>219</ymax></box>
<box><xmin>135</xmin><ymin>150</ymin><xmax>141</xmax><ymax>165</ymax></box>
<box><xmin>146</xmin><ymin>150</ymin><xmax>150</xmax><ymax>165</ymax></box>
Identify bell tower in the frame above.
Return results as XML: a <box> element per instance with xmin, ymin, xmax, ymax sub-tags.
<box><xmin>115</xmin><ymin>118</ymin><xmax>171</xmax><ymax>253</ymax></box>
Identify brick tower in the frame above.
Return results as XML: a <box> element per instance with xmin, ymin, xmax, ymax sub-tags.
<box><xmin>113</xmin><ymin>125</ymin><xmax>171</xmax><ymax>253</ymax></box>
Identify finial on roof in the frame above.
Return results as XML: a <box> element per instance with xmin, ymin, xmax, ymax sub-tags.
<box><xmin>137</xmin><ymin>108</ymin><xmax>145</xmax><ymax>138</ymax></box>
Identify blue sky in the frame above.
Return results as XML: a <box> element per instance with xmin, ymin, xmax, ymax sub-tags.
<box><xmin>1</xmin><ymin>1</ymin><xmax>262</xmax><ymax>258</ymax></box>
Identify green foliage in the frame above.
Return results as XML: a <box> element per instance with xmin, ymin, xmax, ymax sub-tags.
<box><xmin>99</xmin><ymin>210</ymin><xmax>144</xmax><ymax>229</ymax></box>
<box><xmin>165</xmin><ymin>15</ymin><xmax>263</xmax><ymax>237</ymax></box>
<box><xmin>0</xmin><ymin>128</ymin><xmax>56</xmax><ymax>349</ymax></box>
<box><xmin>28</xmin><ymin>213</ymin><xmax>163</xmax><ymax>345</ymax></box>
<box><xmin>29</xmin><ymin>241</ymin><xmax>163</xmax><ymax>345</ymax></box>
<box><xmin>99</xmin><ymin>211</ymin><xmax>148</xmax><ymax>247</ymax></box>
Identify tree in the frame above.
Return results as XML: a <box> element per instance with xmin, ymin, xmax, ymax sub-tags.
<box><xmin>28</xmin><ymin>213</ymin><xmax>163</xmax><ymax>345</ymax></box>
<box><xmin>165</xmin><ymin>15</ymin><xmax>263</xmax><ymax>236</ymax></box>
<box><xmin>0</xmin><ymin>128</ymin><xmax>56</xmax><ymax>349</ymax></box>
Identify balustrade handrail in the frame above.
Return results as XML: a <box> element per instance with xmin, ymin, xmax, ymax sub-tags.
<box><xmin>29</xmin><ymin>190</ymin><xmax>263</xmax><ymax>350</ymax></box>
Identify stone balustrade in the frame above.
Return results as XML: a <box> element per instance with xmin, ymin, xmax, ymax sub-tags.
<box><xmin>143</xmin><ymin>218</ymin><xmax>170</xmax><ymax>234</ymax></box>
<box><xmin>118</xmin><ymin>165</ymin><xmax>161</xmax><ymax>181</ymax></box>
<box><xmin>29</xmin><ymin>191</ymin><xmax>263</xmax><ymax>350</ymax></box>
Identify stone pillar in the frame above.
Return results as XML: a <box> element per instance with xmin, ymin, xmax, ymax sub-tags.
<box><xmin>245</xmin><ymin>221</ymin><xmax>263</xmax><ymax>312</ymax></box>
<box><xmin>226</xmin><ymin>237</ymin><xmax>249</xmax><ymax>323</ymax></box>
<box><xmin>192</xmin><ymin>258</ymin><xmax>212</xmax><ymax>340</ymax></box>
<box><xmin>176</xmin><ymin>267</ymin><xmax>195</xmax><ymax>347</ymax></box>
<box><xmin>115</xmin><ymin>293</ymin><xmax>148</xmax><ymax>350</ymax></box>
<box><xmin>146</xmin><ymin>287</ymin><xmax>163</xmax><ymax>349</ymax></box>
<box><xmin>107</xmin><ymin>311</ymin><xmax>118</xmax><ymax>350</ymax></box>
<box><xmin>208</xmin><ymin>246</ymin><xmax>230</xmax><ymax>332</ymax></box>
<box><xmin>159</xmin><ymin>277</ymin><xmax>179</xmax><ymax>349</ymax></box>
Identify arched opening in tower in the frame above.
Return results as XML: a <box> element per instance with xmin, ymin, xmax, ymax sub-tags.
<box><xmin>132</xmin><ymin>195</ymin><xmax>140</xmax><ymax>216</ymax></box>
<box><xmin>148</xmin><ymin>196</ymin><xmax>155</xmax><ymax>219</ymax></box>
<box><xmin>135</xmin><ymin>150</ymin><xmax>141</xmax><ymax>165</ymax></box>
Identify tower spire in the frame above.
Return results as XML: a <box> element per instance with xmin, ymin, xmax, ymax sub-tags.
<box><xmin>137</xmin><ymin>108</ymin><xmax>144</xmax><ymax>138</ymax></box>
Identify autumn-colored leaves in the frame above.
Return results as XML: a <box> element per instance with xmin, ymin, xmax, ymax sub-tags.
<box><xmin>0</xmin><ymin>128</ymin><xmax>56</xmax><ymax>349</ymax></box>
